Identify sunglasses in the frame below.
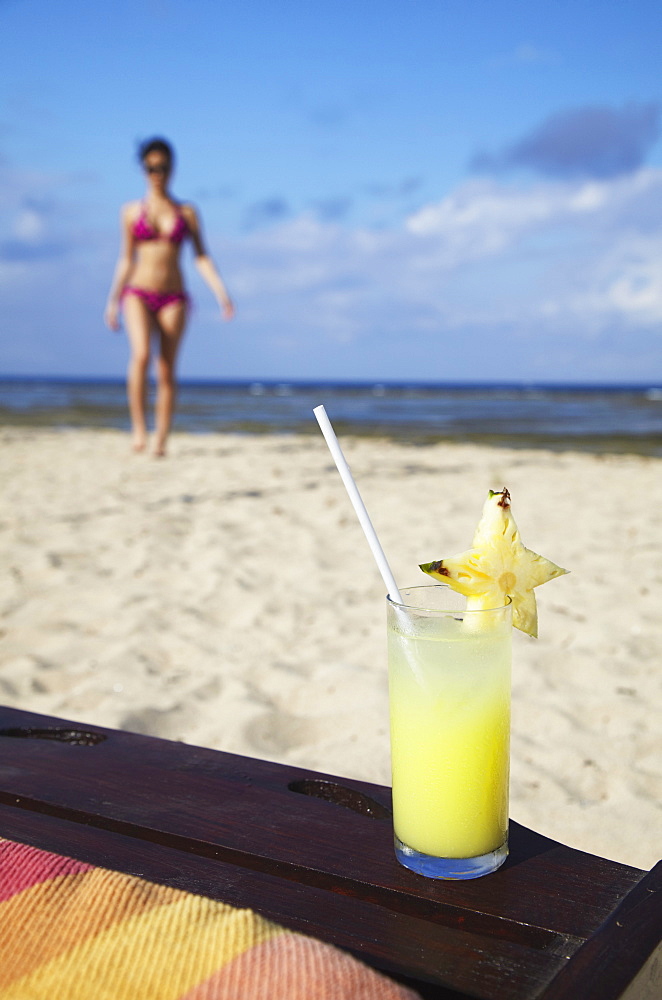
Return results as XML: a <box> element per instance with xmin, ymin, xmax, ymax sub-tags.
<box><xmin>144</xmin><ymin>163</ymin><xmax>169</xmax><ymax>175</ymax></box>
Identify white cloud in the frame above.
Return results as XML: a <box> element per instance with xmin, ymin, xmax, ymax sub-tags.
<box><xmin>0</xmin><ymin>164</ymin><xmax>67</xmax><ymax>272</ymax></box>
<box><xmin>574</xmin><ymin>235</ymin><xmax>662</xmax><ymax>325</ymax></box>
<box><xmin>13</xmin><ymin>207</ymin><xmax>45</xmax><ymax>242</ymax></box>
<box><xmin>227</xmin><ymin>168</ymin><xmax>662</xmax><ymax>342</ymax></box>
<box><xmin>3</xmin><ymin>158</ymin><xmax>662</xmax><ymax>380</ymax></box>
<box><xmin>406</xmin><ymin>178</ymin><xmax>559</xmax><ymax>242</ymax></box>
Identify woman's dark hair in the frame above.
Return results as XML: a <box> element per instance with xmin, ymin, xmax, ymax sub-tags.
<box><xmin>137</xmin><ymin>137</ymin><xmax>175</xmax><ymax>168</ymax></box>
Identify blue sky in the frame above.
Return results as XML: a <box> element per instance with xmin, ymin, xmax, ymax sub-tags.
<box><xmin>2</xmin><ymin>0</ymin><xmax>662</xmax><ymax>382</ymax></box>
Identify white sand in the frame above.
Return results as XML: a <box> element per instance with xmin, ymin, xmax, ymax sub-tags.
<box><xmin>0</xmin><ymin>427</ymin><xmax>660</xmax><ymax>871</ymax></box>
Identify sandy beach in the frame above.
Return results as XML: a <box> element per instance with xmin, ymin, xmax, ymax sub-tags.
<box><xmin>0</xmin><ymin>426</ymin><xmax>660</xmax><ymax>871</ymax></box>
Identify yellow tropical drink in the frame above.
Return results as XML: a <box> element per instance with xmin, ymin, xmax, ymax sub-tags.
<box><xmin>387</xmin><ymin>585</ymin><xmax>511</xmax><ymax>879</ymax></box>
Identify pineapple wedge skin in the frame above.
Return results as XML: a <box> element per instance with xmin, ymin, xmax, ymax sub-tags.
<box><xmin>420</xmin><ymin>489</ymin><xmax>567</xmax><ymax>638</ymax></box>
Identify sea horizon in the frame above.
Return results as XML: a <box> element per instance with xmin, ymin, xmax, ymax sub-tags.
<box><xmin>2</xmin><ymin>373</ymin><xmax>662</xmax><ymax>388</ymax></box>
<box><xmin>1</xmin><ymin>375</ymin><xmax>661</xmax><ymax>455</ymax></box>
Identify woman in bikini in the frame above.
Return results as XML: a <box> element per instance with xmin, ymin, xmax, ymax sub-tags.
<box><xmin>104</xmin><ymin>137</ymin><xmax>234</xmax><ymax>456</ymax></box>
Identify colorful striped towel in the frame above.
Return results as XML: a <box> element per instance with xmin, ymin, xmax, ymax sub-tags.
<box><xmin>0</xmin><ymin>837</ymin><xmax>420</xmax><ymax>999</ymax></box>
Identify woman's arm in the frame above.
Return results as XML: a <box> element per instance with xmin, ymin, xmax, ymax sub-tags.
<box><xmin>185</xmin><ymin>206</ymin><xmax>235</xmax><ymax>321</ymax></box>
<box><xmin>104</xmin><ymin>205</ymin><xmax>136</xmax><ymax>331</ymax></box>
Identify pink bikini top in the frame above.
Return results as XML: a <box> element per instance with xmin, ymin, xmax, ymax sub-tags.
<box><xmin>132</xmin><ymin>203</ymin><xmax>188</xmax><ymax>244</ymax></box>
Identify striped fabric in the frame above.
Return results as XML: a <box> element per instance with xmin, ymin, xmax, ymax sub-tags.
<box><xmin>0</xmin><ymin>838</ymin><xmax>419</xmax><ymax>999</ymax></box>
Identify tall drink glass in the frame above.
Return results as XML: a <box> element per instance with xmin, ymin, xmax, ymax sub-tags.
<box><xmin>387</xmin><ymin>584</ymin><xmax>512</xmax><ymax>879</ymax></box>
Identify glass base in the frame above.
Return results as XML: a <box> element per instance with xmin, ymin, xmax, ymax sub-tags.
<box><xmin>394</xmin><ymin>834</ymin><xmax>508</xmax><ymax>879</ymax></box>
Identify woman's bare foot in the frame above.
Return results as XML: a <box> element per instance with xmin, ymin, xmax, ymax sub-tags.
<box><xmin>153</xmin><ymin>441</ymin><xmax>167</xmax><ymax>458</ymax></box>
<box><xmin>132</xmin><ymin>435</ymin><xmax>147</xmax><ymax>454</ymax></box>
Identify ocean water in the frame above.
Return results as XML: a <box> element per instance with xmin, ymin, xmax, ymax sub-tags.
<box><xmin>1</xmin><ymin>377</ymin><xmax>661</xmax><ymax>454</ymax></box>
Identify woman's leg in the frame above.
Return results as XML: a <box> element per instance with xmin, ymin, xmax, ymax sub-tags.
<box><xmin>153</xmin><ymin>300</ymin><xmax>187</xmax><ymax>456</ymax></box>
<box><xmin>122</xmin><ymin>293</ymin><xmax>153</xmax><ymax>452</ymax></box>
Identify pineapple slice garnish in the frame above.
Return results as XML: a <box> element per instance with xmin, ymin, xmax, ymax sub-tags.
<box><xmin>420</xmin><ymin>488</ymin><xmax>567</xmax><ymax>637</ymax></box>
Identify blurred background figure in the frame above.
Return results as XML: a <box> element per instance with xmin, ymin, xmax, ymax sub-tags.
<box><xmin>105</xmin><ymin>137</ymin><xmax>234</xmax><ymax>457</ymax></box>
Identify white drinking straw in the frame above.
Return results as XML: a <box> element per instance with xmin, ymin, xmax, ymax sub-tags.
<box><xmin>313</xmin><ymin>405</ymin><xmax>403</xmax><ymax>603</ymax></box>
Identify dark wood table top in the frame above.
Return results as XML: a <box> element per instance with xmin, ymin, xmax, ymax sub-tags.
<box><xmin>0</xmin><ymin>705</ymin><xmax>659</xmax><ymax>1000</ymax></box>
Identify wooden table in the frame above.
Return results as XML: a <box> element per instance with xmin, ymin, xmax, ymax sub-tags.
<box><xmin>0</xmin><ymin>705</ymin><xmax>659</xmax><ymax>999</ymax></box>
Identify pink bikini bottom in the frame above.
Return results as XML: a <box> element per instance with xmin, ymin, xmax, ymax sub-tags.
<box><xmin>122</xmin><ymin>286</ymin><xmax>189</xmax><ymax>315</ymax></box>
